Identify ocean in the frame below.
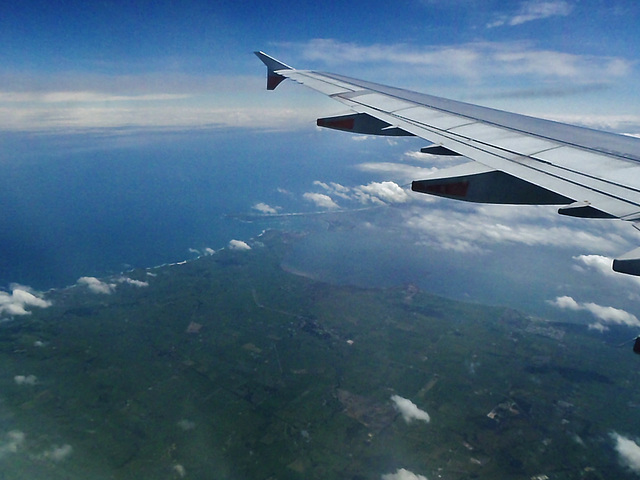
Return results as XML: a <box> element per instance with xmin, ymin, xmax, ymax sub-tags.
<box><xmin>0</xmin><ymin>127</ymin><xmax>404</xmax><ymax>291</ymax></box>
<box><xmin>2</xmin><ymin>126</ymin><xmax>632</xmax><ymax>320</ymax></box>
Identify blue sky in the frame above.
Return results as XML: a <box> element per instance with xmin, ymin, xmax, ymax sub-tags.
<box><xmin>3</xmin><ymin>0</ymin><xmax>640</xmax><ymax>332</ymax></box>
<box><xmin>1</xmin><ymin>0</ymin><xmax>639</xmax><ymax>132</ymax></box>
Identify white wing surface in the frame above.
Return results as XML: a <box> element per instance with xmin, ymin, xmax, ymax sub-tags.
<box><xmin>255</xmin><ymin>51</ymin><xmax>640</xmax><ymax>275</ymax></box>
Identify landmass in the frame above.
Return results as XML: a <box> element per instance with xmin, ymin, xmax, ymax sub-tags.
<box><xmin>0</xmin><ymin>230</ymin><xmax>638</xmax><ymax>479</ymax></box>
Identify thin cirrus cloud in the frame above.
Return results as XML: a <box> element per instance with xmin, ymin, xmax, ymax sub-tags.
<box><xmin>487</xmin><ymin>0</ymin><xmax>574</xmax><ymax>28</ymax></box>
<box><xmin>0</xmin><ymin>37</ymin><xmax>634</xmax><ymax>133</ymax></box>
<box><xmin>287</xmin><ymin>38</ymin><xmax>632</xmax><ymax>82</ymax></box>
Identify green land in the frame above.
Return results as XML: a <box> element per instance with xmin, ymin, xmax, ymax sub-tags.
<box><xmin>1</xmin><ymin>230</ymin><xmax>639</xmax><ymax>479</ymax></box>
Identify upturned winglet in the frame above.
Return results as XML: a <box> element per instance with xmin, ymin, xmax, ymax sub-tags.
<box><xmin>254</xmin><ymin>51</ymin><xmax>293</xmax><ymax>90</ymax></box>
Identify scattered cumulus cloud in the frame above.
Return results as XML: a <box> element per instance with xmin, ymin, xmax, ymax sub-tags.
<box><xmin>308</xmin><ymin>180</ymin><xmax>411</xmax><ymax>207</ymax></box>
<box><xmin>0</xmin><ymin>285</ymin><xmax>51</xmax><ymax>316</ymax></box>
<box><xmin>78</xmin><ymin>276</ymin><xmax>116</xmax><ymax>294</ymax></box>
<box><xmin>487</xmin><ymin>1</ymin><xmax>574</xmax><ymax>28</ymax></box>
<box><xmin>177</xmin><ymin>419</ymin><xmax>196</xmax><ymax>431</ymax></box>
<box><xmin>381</xmin><ymin>468</ymin><xmax>429</xmax><ymax>480</ymax></box>
<box><xmin>303</xmin><ymin>192</ymin><xmax>341</xmax><ymax>210</ymax></box>
<box><xmin>391</xmin><ymin>395</ymin><xmax>431</xmax><ymax>423</ymax></box>
<box><xmin>612</xmin><ymin>432</ymin><xmax>640</xmax><ymax>473</ymax></box>
<box><xmin>573</xmin><ymin>254</ymin><xmax>640</xmax><ymax>289</ymax></box>
<box><xmin>253</xmin><ymin>202</ymin><xmax>281</xmax><ymax>214</ymax></box>
<box><xmin>228</xmin><ymin>239</ymin><xmax>251</xmax><ymax>251</ymax></box>
<box><xmin>40</xmin><ymin>444</ymin><xmax>73</xmax><ymax>462</ymax></box>
<box><xmin>357</xmin><ymin>181</ymin><xmax>410</xmax><ymax>205</ymax></box>
<box><xmin>14</xmin><ymin>375</ymin><xmax>37</xmax><ymax>386</ymax></box>
<box><xmin>0</xmin><ymin>431</ymin><xmax>25</xmax><ymax>459</ymax></box>
<box><xmin>117</xmin><ymin>277</ymin><xmax>149</xmax><ymax>288</ymax></box>
<box><xmin>549</xmin><ymin>295</ymin><xmax>640</xmax><ymax>331</ymax></box>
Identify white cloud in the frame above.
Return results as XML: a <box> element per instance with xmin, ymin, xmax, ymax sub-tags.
<box><xmin>403</xmin><ymin>203</ymin><xmax>629</xmax><ymax>255</ymax></box>
<box><xmin>0</xmin><ymin>73</ymin><xmax>321</xmax><ymax>132</ymax></box>
<box><xmin>40</xmin><ymin>444</ymin><xmax>73</xmax><ymax>462</ymax></box>
<box><xmin>550</xmin><ymin>295</ymin><xmax>581</xmax><ymax>310</ymax></box>
<box><xmin>0</xmin><ymin>286</ymin><xmax>52</xmax><ymax>316</ymax></box>
<box><xmin>287</xmin><ymin>38</ymin><xmax>632</xmax><ymax>84</ymax></box>
<box><xmin>488</xmin><ymin>1</ymin><xmax>573</xmax><ymax>28</ymax></box>
<box><xmin>14</xmin><ymin>375</ymin><xmax>37</xmax><ymax>386</ymax></box>
<box><xmin>612</xmin><ymin>432</ymin><xmax>640</xmax><ymax>473</ymax></box>
<box><xmin>549</xmin><ymin>295</ymin><xmax>640</xmax><ymax>331</ymax></box>
<box><xmin>117</xmin><ymin>277</ymin><xmax>149</xmax><ymax>288</ymax></box>
<box><xmin>252</xmin><ymin>202</ymin><xmax>281</xmax><ymax>214</ymax></box>
<box><xmin>0</xmin><ymin>431</ymin><xmax>25</xmax><ymax>458</ymax></box>
<box><xmin>391</xmin><ymin>395</ymin><xmax>430</xmax><ymax>423</ymax></box>
<box><xmin>356</xmin><ymin>182</ymin><xmax>410</xmax><ymax>205</ymax></box>
<box><xmin>574</xmin><ymin>254</ymin><xmax>613</xmax><ymax>275</ymax></box>
<box><xmin>573</xmin><ymin>255</ymin><xmax>640</xmax><ymax>289</ymax></box>
<box><xmin>0</xmin><ymin>91</ymin><xmax>189</xmax><ymax>104</ymax></box>
<box><xmin>307</xmin><ymin>180</ymin><xmax>411</xmax><ymax>208</ymax></box>
<box><xmin>381</xmin><ymin>468</ymin><xmax>429</xmax><ymax>480</ymax></box>
<box><xmin>118</xmin><ymin>278</ymin><xmax>149</xmax><ymax>287</ymax></box>
<box><xmin>228</xmin><ymin>239</ymin><xmax>251</xmax><ymax>251</ymax></box>
<box><xmin>77</xmin><ymin>276</ymin><xmax>116</xmax><ymax>294</ymax></box>
<box><xmin>313</xmin><ymin>181</ymin><xmax>353</xmax><ymax>200</ymax></box>
<box><xmin>303</xmin><ymin>192</ymin><xmax>341</xmax><ymax>210</ymax></box>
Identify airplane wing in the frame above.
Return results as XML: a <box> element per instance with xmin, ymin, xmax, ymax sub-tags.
<box><xmin>255</xmin><ymin>51</ymin><xmax>640</xmax><ymax>276</ymax></box>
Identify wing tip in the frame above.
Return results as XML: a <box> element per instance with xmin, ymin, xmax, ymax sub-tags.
<box><xmin>254</xmin><ymin>51</ymin><xmax>293</xmax><ymax>90</ymax></box>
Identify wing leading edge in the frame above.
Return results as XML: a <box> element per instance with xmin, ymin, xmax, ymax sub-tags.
<box><xmin>255</xmin><ymin>51</ymin><xmax>640</xmax><ymax>276</ymax></box>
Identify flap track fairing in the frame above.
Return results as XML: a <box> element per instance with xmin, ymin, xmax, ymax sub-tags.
<box><xmin>317</xmin><ymin>113</ymin><xmax>414</xmax><ymax>136</ymax></box>
<box><xmin>420</xmin><ymin>145</ymin><xmax>462</xmax><ymax>156</ymax></box>
<box><xmin>411</xmin><ymin>163</ymin><xmax>573</xmax><ymax>205</ymax></box>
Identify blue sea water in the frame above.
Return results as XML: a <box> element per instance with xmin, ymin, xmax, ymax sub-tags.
<box><xmin>0</xmin><ymin>127</ymin><xmax>402</xmax><ymax>290</ymax></box>
<box><xmin>2</xmin><ymin>126</ymin><xmax>630</xmax><ymax>321</ymax></box>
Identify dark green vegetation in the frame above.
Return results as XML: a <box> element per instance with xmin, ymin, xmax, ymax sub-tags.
<box><xmin>1</xmin><ymin>231</ymin><xmax>639</xmax><ymax>479</ymax></box>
